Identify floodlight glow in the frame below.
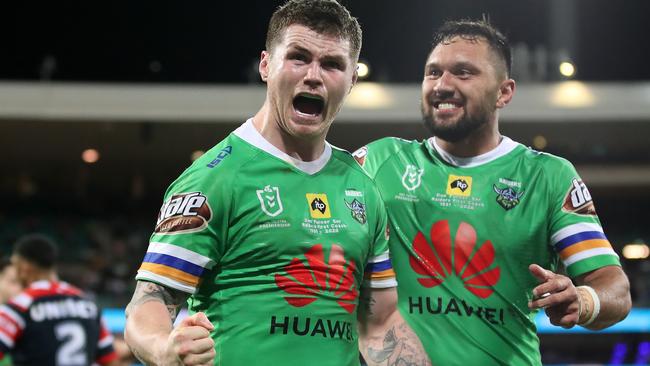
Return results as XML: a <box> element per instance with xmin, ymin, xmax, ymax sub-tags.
<box><xmin>82</xmin><ymin>149</ymin><xmax>100</xmax><ymax>164</ymax></box>
<box><xmin>559</xmin><ymin>62</ymin><xmax>575</xmax><ymax>77</ymax></box>
<box><xmin>622</xmin><ymin>244</ymin><xmax>650</xmax><ymax>259</ymax></box>
<box><xmin>357</xmin><ymin>62</ymin><xmax>369</xmax><ymax>79</ymax></box>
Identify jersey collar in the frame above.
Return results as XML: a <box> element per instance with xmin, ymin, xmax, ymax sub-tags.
<box><xmin>233</xmin><ymin>118</ymin><xmax>332</xmax><ymax>175</ymax></box>
<box><xmin>428</xmin><ymin>136</ymin><xmax>519</xmax><ymax>168</ymax></box>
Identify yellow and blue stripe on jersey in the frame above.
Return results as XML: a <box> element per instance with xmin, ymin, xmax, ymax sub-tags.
<box><xmin>365</xmin><ymin>252</ymin><xmax>397</xmax><ymax>288</ymax></box>
<box><xmin>136</xmin><ymin>242</ymin><xmax>215</xmax><ymax>293</ymax></box>
<box><xmin>551</xmin><ymin>222</ymin><xmax>619</xmax><ymax>277</ymax></box>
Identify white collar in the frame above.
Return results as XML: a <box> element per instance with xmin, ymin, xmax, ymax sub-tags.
<box><xmin>233</xmin><ymin>118</ymin><xmax>332</xmax><ymax>175</ymax></box>
<box><xmin>428</xmin><ymin>136</ymin><xmax>518</xmax><ymax>168</ymax></box>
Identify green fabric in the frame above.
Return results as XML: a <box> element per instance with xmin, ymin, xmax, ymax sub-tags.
<box><xmin>358</xmin><ymin>137</ymin><xmax>620</xmax><ymax>366</ymax></box>
<box><xmin>138</xmin><ymin>122</ymin><xmax>389</xmax><ymax>365</ymax></box>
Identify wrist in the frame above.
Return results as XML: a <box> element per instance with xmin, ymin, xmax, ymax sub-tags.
<box><xmin>576</xmin><ymin>285</ymin><xmax>600</xmax><ymax>326</ymax></box>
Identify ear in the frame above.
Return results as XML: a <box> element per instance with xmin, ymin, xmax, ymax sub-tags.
<box><xmin>348</xmin><ymin>66</ymin><xmax>358</xmax><ymax>94</ymax></box>
<box><xmin>496</xmin><ymin>78</ymin><xmax>515</xmax><ymax>109</ymax></box>
<box><xmin>259</xmin><ymin>50</ymin><xmax>270</xmax><ymax>82</ymax></box>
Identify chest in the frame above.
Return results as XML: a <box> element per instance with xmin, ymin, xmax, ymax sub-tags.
<box><xmin>221</xmin><ymin>167</ymin><xmax>375</xmax><ymax>270</ymax></box>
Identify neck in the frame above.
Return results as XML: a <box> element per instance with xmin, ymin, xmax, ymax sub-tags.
<box><xmin>27</xmin><ymin>270</ymin><xmax>58</xmax><ymax>286</ymax></box>
<box><xmin>252</xmin><ymin>104</ymin><xmax>326</xmax><ymax>162</ymax></box>
<box><xmin>435</xmin><ymin>117</ymin><xmax>501</xmax><ymax>158</ymax></box>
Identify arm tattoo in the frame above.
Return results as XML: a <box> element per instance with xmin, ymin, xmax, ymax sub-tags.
<box><xmin>359</xmin><ymin>289</ymin><xmax>378</xmax><ymax>317</ymax></box>
<box><xmin>125</xmin><ymin>281</ymin><xmax>189</xmax><ymax>321</ymax></box>
<box><xmin>366</xmin><ymin>322</ymin><xmax>431</xmax><ymax>366</ymax></box>
<box><xmin>367</xmin><ymin>328</ymin><xmax>397</xmax><ymax>362</ymax></box>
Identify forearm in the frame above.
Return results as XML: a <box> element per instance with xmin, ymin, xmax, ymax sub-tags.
<box><xmin>359</xmin><ymin>310</ymin><xmax>430</xmax><ymax>366</ymax></box>
<box><xmin>124</xmin><ymin>300</ymin><xmax>173</xmax><ymax>364</ymax></box>
<box><xmin>358</xmin><ymin>287</ymin><xmax>430</xmax><ymax>366</ymax></box>
<box><xmin>578</xmin><ymin>266</ymin><xmax>631</xmax><ymax>330</ymax></box>
<box><xmin>124</xmin><ymin>281</ymin><xmax>189</xmax><ymax>364</ymax></box>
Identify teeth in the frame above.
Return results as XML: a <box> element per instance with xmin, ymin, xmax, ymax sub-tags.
<box><xmin>437</xmin><ymin>103</ymin><xmax>457</xmax><ymax>110</ymax></box>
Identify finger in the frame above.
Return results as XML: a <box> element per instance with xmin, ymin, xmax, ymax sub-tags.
<box><xmin>181</xmin><ymin>312</ymin><xmax>215</xmax><ymax>331</ymax></box>
<box><xmin>532</xmin><ymin>276</ymin><xmax>570</xmax><ymax>299</ymax></box>
<box><xmin>529</xmin><ymin>264</ymin><xmax>553</xmax><ymax>283</ymax></box>
<box><xmin>529</xmin><ymin>286</ymin><xmax>575</xmax><ymax>309</ymax></box>
<box><xmin>181</xmin><ymin>347</ymin><xmax>216</xmax><ymax>366</ymax></box>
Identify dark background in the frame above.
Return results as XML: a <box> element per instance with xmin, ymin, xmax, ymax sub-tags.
<box><xmin>3</xmin><ymin>0</ymin><xmax>650</xmax><ymax>83</ymax></box>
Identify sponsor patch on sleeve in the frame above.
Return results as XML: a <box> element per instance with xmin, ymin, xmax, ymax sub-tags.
<box><xmin>562</xmin><ymin>178</ymin><xmax>596</xmax><ymax>215</ymax></box>
<box><xmin>155</xmin><ymin>192</ymin><xmax>212</xmax><ymax>234</ymax></box>
<box><xmin>352</xmin><ymin>146</ymin><xmax>368</xmax><ymax>166</ymax></box>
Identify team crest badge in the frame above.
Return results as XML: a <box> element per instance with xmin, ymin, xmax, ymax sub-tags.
<box><xmin>345</xmin><ymin>199</ymin><xmax>367</xmax><ymax>224</ymax></box>
<box><xmin>401</xmin><ymin>165</ymin><xmax>424</xmax><ymax>191</ymax></box>
<box><xmin>493</xmin><ymin>185</ymin><xmax>524</xmax><ymax>210</ymax></box>
<box><xmin>257</xmin><ymin>185</ymin><xmax>284</xmax><ymax>217</ymax></box>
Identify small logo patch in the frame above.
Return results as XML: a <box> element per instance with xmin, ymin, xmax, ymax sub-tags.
<box><xmin>493</xmin><ymin>185</ymin><xmax>524</xmax><ymax>210</ymax></box>
<box><xmin>306</xmin><ymin>193</ymin><xmax>331</xmax><ymax>219</ymax></box>
<box><xmin>352</xmin><ymin>147</ymin><xmax>368</xmax><ymax>166</ymax></box>
<box><xmin>155</xmin><ymin>192</ymin><xmax>212</xmax><ymax>234</ymax></box>
<box><xmin>344</xmin><ymin>199</ymin><xmax>367</xmax><ymax>224</ymax></box>
<box><xmin>402</xmin><ymin>165</ymin><xmax>424</xmax><ymax>191</ymax></box>
<box><xmin>257</xmin><ymin>185</ymin><xmax>284</xmax><ymax>217</ymax></box>
<box><xmin>446</xmin><ymin>175</ymin><xmax>472</xmax><ymax>196</ymax></box>
<box><xmin>206</xmin><ymin>145</ymin><xmax>232</xmax><ymax>168</ymax></box>
<box><xmin>562</xmin><ymin>178</ymin><xmax>596</xmax><ymax>215</ymax></box>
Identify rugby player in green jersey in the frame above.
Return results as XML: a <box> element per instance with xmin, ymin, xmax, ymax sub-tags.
<box><xmin>355</xmin><ymin>19</ymin><xmax>631</xmax><ymax>366</ymax></box>
<box><xmin>124</xmin><ymin>1</ymin><xmax>429</xmax><ymax>365</ymax></box>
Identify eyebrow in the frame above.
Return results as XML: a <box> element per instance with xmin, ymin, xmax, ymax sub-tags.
<box><xmin>288</xmin><ymin>44</ymin><xmax>348</xmax><ymax>64</ymax></box>
<box><xmin>425</xmin><ymin>60</ymin><xmax>479</xmax><ymax>71</ymax></box>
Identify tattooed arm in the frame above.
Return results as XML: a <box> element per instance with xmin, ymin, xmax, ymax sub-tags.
<box><xmin>124</xmin><ymin>280</ymin><xmax>215</xmax><ymax>366</ymax></box>
<box><xmin>358</xmin><ymin>287</ymin><xmax>431</xmax><ymax>366</ymax></box>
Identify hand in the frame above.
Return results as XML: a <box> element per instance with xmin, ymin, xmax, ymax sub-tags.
<box><xmin>527</xmin><ymin>264</ymin><xmax>580</xmax><ymax>329</ymax></box>
<box><xmin>159</xmin><ymin>312</ymin><xmax>216</xmax><ymax>366</ymax></box>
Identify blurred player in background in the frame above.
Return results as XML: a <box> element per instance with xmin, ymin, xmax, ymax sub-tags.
<box><xmin>0</xmin><ymin>258</ymin><xmax>21</xmax><ymax>304</ymax></box>
<box><xmin>0</xmin><ymin>258</ymin><xmax>21</xmax><ymax>366</ymax></box>
<box><xmin>124</xmin><ymin>0</ymin><xmax>429</xmax><ymax>365</ymax></box>
<box><xmin>0</xmin><ymin>234</ymin><xmax>118</xmax><ymax>366</ymax></box>
<box><xmin>354</xmin><ymin>19</ymin><xmax>631</xmax><ymax>365</ymax></box>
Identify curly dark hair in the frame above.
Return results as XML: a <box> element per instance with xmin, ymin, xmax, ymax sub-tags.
<box><xmin>13</xmin><ymin>234</ymin><xmax>58</xmax><ymax>269</ymax></box>
<box><xmin>431</xmin><ymin>18</ymin><xmax>512</xmax><ymax>78</ymax></box>
<box><xmin>265</xmin><ymin>0</ymin><xmax>362</xmax><ymax>61</ymax></box>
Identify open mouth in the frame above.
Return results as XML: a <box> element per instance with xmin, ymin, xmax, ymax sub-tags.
<box><xmin>293</xmin><ymin>93</ymin><xmax>325</xmax><ymax>116</ymax></box>
<box><xmin>434</xmin><ymin>101</ymin><xmax>462</xmax><ymax>111</ymax></box>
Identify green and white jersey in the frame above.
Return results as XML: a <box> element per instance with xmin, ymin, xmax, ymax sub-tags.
<box><xmin>354</xmin><ymin>136</ymin><xmax>620</xmax><ymax>366</ymax></box>
<box><xmin>136</xmin><ymin>119</ymin><xmax>395</xmax><ymax>366</ymax></box>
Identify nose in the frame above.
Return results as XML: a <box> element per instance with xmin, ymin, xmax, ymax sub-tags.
<box><xmin>433</xmin><ymin>71</ymin><xmax>454</xmax><ymax>98</ymax></box>
<box><xmin>303</xmin><ymin>62</ymin><xmax>323</xmax><ymax>88</ymax></box>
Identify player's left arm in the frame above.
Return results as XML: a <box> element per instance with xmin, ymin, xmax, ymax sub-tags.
<box><xmin>358</xmin><ymin>287</ymin><xmax>431</xmax><ymax>366</ymax></box>
<box><xmin>528</xmin><ymin>264</ymin><xmax>631</xmax><ymax>330</ymax></box>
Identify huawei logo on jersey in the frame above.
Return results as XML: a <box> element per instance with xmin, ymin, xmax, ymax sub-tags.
<box><xmin>409</xmin><ymin>220</ymin><xmax>500</xmax><ymax>299</ymax></box>
<box><xmin>275</xmin><ymin>244</ymin><xmax>358</xmax><ymax>313</ymax></box>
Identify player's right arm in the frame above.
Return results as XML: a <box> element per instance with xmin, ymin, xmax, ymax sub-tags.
<box><xmin>124</xmin><ymin>280</ymin><xmax>215</xmax><ymax>366</ymax></box>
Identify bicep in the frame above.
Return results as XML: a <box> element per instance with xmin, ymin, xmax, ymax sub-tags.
<box><xmin>359</xmin><ymin>287</ymin><xmax>398</xmax><ymax>328</ymax></box>
<box><xmin>574</xmin><ymin>265</ymin><xmax>628</xmax><ymax>288</ymax></box>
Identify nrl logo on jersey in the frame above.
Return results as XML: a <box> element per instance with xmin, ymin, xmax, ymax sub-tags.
<box><xmin>562</xmin><ymin>178</ymin><xmax>596</xmax><ymax>215</ymax></box>
<box><xmin>257</xmin><ymin>185</ymin><xmax>284</xmax><ymax>217</ymax></box>
<box><xmin>402</xmin><ymin>165</ymin><xmax>424</xmax><ymax>191</ymax></box>
<box><xmin>493</xmin><ymin>185</ymin><xmax>524</xmax><ymax>210</ymax></box>
<box><xmin>155</xmin><ymin>192</ymin><xmax>212</xmax><ymax>234</ymax></box>
<box><xmin>344</xmin><ymin>199</ymin><xmax>367</xmax><ymax>224</ymax></box>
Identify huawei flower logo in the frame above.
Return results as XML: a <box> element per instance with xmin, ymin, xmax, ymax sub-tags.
<box><xmin>409</xmin><ymin>220</ymin><xmax>500</xmax><ymax>298</ymax></box>
<box><xmin>275</xmin><ymin>244</ymin><xmax>358</xmax><ymax>313</ymax></box>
